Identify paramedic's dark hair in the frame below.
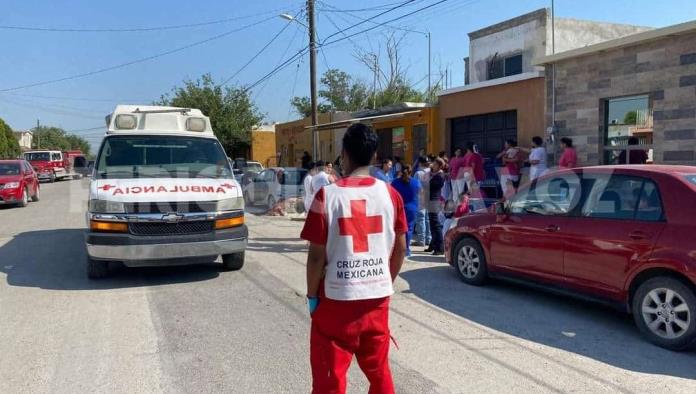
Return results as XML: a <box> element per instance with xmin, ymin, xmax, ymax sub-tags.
<box><xmin>532</xmin><ymin>136</ymin><xmax>544</xmax><ymax>146</ymax></box>
<box><xmin>342</xmin><ymin>123</ymin><xmax>378</xmax><ymax>167</ymax></box>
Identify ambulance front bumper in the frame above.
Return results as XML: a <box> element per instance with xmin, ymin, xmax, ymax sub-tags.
<box><xmin>85</xmin><ymin>225</ymin><xmax>247</xmax><ymax>265</ymax></box>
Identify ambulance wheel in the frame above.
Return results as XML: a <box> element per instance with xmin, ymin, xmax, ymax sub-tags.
<box><xmin>222</xmin><ymin>252</ymin><xmax>244</xmax><ymax>271</ymax></box>
<box><xmin>87</xmin><ymin>257</ymin><xmax>109</xmax><ymax>279</ymax></box>
<box><xmin>267</xmin><ymin>195</ymin><xmax>277</xmax><ymax>208</ymax></box>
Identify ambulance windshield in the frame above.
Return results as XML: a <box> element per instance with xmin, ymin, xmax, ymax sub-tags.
<box><xmin>96</xmin><ymin>135</ymin><xmax>232</xmax><ymax>179</ymax></box>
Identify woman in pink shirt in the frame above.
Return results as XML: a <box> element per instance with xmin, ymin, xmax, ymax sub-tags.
<box><xmin>559</xmin><ymin>137</ymin><xmax>578</xmax><ymax>169</ymax></box>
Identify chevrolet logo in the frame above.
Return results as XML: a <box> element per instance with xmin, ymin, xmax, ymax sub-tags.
<box><xmin>161</xmin><ymin>213</ymin><xmax>184</xmax><ymax>222</ymax></box>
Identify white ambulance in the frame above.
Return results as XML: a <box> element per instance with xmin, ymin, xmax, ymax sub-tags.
<box><xmin>85</xmin><ymin>105</ymin><xmax>247</xmax><ymax>278</ymax></box>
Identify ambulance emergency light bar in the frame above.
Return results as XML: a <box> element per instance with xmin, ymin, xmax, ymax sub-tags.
<box><xmin>107</xmin><ymin>105</ymin><xmax>209</xmax><ymax>133</ymax></box>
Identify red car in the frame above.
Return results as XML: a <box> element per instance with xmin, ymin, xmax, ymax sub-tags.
<box><xmin>445</xmin><ymin>165</ymin><xmax>696</xmax><ymax>351</ymax></box>
<box><xmin>0</xmin><ymin>160</ymin><xmax>40</xmax><ymax>207</ymax></box>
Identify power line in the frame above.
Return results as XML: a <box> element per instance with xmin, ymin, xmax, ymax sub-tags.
<box><xmin>316</xmin><ymin>1</ymin><xmax>417</xmax><ymax>13</ymax></box>
<box><xmin>321</xmin><ymin>0</ymin><xmax>449</xmax><ymax>48</ymax></box>
<box><xmin>319</xmin><ymin>0</ymin><xmax>427</xmax><ymax>35</ymax></box>
<box><xmin>0</xmin><ymin>15</ymin><xmax>277</xmax><ymax>92</ymax></box>
<box><xmin>1</xmin><ymin>92</ymin><xmax>149</xmax><ymax>102</ymax></box>
<box><xmin>253</xmin><ymin>21</ymin><xmax>305</xmax><ymax>100</ymax></box>
<box><xmin>322</xmin><ymin>0</ymin><xmax>416</xmax><ymax>42</ymax></box>
<box><xmin>221</xmin><ymin>10</ymin><xmax>302</xmax><ymax>85</ymax></box>
<box><xmin>0</xmin><ymin>7</ymin><xmax>291</xmax><ymax>32</ymax></box>
<box><xmin>244</xmin><ymin>47</ymin><xmax>309</xmax><ymax>92</ymax></box>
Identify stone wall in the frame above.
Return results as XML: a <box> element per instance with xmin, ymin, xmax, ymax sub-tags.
<box><xmin>547</xmin><ymin>31</ymin><xmax>696</xmax><ymax>165</ymax></box>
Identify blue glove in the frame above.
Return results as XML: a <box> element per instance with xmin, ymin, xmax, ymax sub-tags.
<box><xmin>308</xmin><ymin>297</ymin><xmax>319</xmax><ymax>315</ymax></box>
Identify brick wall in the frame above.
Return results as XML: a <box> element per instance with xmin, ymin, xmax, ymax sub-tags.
<box><xmin>547</xmin><ymin>31</ymin><xmax>696</xmax><ymax>165</ymax></box>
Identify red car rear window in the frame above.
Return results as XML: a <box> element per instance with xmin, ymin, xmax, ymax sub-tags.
<box><xmin>685</xmin><ymin>175</ymin><xmax>696</xmax><ymax>186</ymax></box>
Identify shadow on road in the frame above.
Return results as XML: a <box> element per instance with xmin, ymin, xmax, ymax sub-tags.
<box><xmin>0</xmin><ymin>229</ymin><xmax>220</xmax><ymax>291</ymax></box>
<box><xmin>247</xmin><ymin>241</ymin><xmax>306</xmax><ymax>254</ymax></box>
<box><xmin>400</xmin><ymin>265</ymin><xmax>696</xmax><ymax>379</ymax></box>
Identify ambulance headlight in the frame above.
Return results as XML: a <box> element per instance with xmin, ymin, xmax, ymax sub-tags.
<box><xmin>89</xmin><ymin>199</ymin><xmax>125</xmax><ymax>213</ymax></box>
<box><xmin>217</xmin><ymin>197</ymin><xmax>244</xmax><ymax>211</ymax></box>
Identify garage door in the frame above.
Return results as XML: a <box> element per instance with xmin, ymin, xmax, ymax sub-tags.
<box><xmin>450</xmin><ymin>110</ymin><xmax>517</xmax><ymax>160</ymax></box>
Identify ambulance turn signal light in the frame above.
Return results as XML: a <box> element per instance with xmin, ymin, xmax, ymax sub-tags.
<box><xmin>215</xmin><ymin>216</ymin><xmax>244</xmax><ymax>229</ymax></box>
<box><xmin>90</xmin><ymin>220</ymin><xmax>128</xmax><ymax>233</ymax></box>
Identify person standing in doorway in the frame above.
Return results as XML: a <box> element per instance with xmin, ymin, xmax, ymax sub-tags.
<box><xmin>392</xmin><ymin>165</ymin><xmax>422</xmax><ymax>257</ymax></box>
<box><xmin>425</xmin><ymin>158</ymin><xmax>445</xmax><ymax>256</ymax></box>
<box><xmin>302</xmin><ymin>123</ymin><xmax>407</xmax><ymax>394</ymax></box>
<box><xmin>528</xmin><ymin>136</ymin><xmax>548</xmax><ymax>181</ymax></box>
<box><xmin>558</xmin><ymin>137</ymin><xmax>578</xmax><ymax>169</ymax></box>
<box><xmin>301</xmin><ymin>151</ymin><xmax>313</xmax><ymax>170</ymax></box>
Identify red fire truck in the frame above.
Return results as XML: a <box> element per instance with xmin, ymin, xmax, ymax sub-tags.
<box><xmin>24</xmin><ymin>150</ymin><xmax>86</xmax><ymax>182</ymax></box>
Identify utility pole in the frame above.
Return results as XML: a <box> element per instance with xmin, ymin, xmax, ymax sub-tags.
<box><xmin>307</xmin><ymin>0</ymin><xmax>318</xmax><ymax>160</ymax></box>
<box><xmin>372</xmin><ymin>54</ymin><xmax>378</xmax><ymax>109</ymax></box>
<box><xmin>427</xmin><ymin>31</ymin><xmax>431</xmax><ymax>101</ymax></box>
<box><xmin>36</xmin><ymin>119</ymin><xmax>40</xmax><ymax>149</ymax></box>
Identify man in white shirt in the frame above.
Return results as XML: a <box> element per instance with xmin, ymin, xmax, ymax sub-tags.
<box><xmin>310</xmin><ymin>160</ymin><xmax>331</xmax><ymax>196</ymax></box>
<box><xmin>528</xmin><ymin>136</ymin><xmax>548</xmax><ymax>181</ymax></box>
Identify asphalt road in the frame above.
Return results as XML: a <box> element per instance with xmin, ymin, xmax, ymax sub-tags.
<box><xmin>1</xmin><ymin>179</ymin><xmax>695</xmax><ymax>393</ymax></box>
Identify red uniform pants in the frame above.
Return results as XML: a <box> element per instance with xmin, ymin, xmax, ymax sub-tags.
<box><xmin>310</xmin><ymin>296</ymin><xmax>394</xmax><ymax>394</ymax></box>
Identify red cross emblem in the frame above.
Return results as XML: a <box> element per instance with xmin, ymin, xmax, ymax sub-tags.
<box><xmin>98</xmin><ymin>184</ymin><xmax>115</xmax><ymax>191</ymax></box>
<box><xmin>220</xmin><ymin>183</ymin><xmax>236</xmax><ymax>189</ymax></box>
<box><xmin>338</xmin><ymin>200</ymin><xmax>383</xmax><ymax>253</ymax></box>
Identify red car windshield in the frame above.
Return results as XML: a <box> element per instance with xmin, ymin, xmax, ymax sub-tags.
<box><xmin>0</xmin><ymin>163</ymin><xmax>21</xmax><ymax>175</ymax></box>
<box><xmin>25</xmin><ymin>152</ymin><xmax>50</xmax><ymax>161</ymax></box>
<box><xmin>686</xmin><ymin>175</ymin><xmax>696</xmax><ymax>186</ymax></box>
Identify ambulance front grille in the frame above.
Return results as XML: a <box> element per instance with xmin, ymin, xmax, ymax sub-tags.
<box><xmin>124</xmin><ymin>201</ymin><xmax>217</xmax><ymax>214</ymax></box>
<box><xmin>128</xmin><ymin>221</ymin><xmax>214</xmax><ymax>236</ymax></box>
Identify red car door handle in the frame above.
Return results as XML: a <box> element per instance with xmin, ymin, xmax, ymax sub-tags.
<box><xmin>545</xmin><ymin>225</ymin><xmax>560</xmax><ymax>232</ymax></box>
<box><xmin>629</xmin><ymin>231</ymin><xmax>647</xmax><ymax>240</ymax></box>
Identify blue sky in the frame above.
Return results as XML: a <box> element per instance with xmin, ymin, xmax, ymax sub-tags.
<box><xmin>1</xmin><ymin>0</ymin><xmax>695</xmax><ymax>149</ymax></box>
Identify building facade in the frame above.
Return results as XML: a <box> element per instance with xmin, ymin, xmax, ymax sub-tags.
<box><xmin>275</xmin><ymin>112</ymin><xmax>350</xmax><ymax>167</ymax></box>
<box><xmin>439</xmin><ymin>8</ymin><xmax>650</xmax><ymax>162</ymax></box>
<box><xmin>13</xmin><ymin>130</ymin><xmax>33</xmax><ymax>150</ymax></box>
<box><xmin>250</xmin><ymin>124</ymin><xmax>277</xmax><ymax>167</ymax></box>
<box><xmin>537</xmin><ymin>21</ymin><xmax>696</xmax><ymax>166</ymax></box>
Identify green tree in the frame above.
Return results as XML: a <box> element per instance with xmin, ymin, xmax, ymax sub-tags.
<box><xmin>290</xmin><ymin>69</ymin><xmax>370</xmax><ymax>117</ymax></box>
<box><xmin>157</xmin><ymin>73</ymin><xmax>264</xmax><ymax>157</ymax></box>
<box><xmin>31</xmin><ymin>126</ymin><xmax>91</xmax><ymax>155</ymax></box>
<box><xmin>0</xmin><ymin>118</ymin><xmax>21</xmax><ymax>159</ymax></box>
<box><xmin>623</xmin><ymin>110</ymin><xmax>638</xmax><ymax>125</ymax></box>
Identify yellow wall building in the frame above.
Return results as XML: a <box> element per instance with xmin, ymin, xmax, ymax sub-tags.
<box><xmin>276</xmin><ymin>105</ymin><xmax>440</xmax><ymax>168</ymax></box>
<box><xmin>250</xmin><ymin>125</ymin><xmax>277</xmax><ymax>167</ymax></box>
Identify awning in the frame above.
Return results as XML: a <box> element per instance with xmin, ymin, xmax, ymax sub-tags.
<box><xmin>306</xmin><ymin>110</ymin><xmax>423</xmax><ymax>131</ymax></box>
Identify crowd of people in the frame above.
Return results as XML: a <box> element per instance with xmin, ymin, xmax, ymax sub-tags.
<box><xmin>300</xmin><ymin>132</ymin><xmax>648</xmax><ymax>258</ymax></box>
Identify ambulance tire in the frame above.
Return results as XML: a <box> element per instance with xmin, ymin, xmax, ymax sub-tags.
<box><xmin>222</xmin><ymin>252</ymin><xmax>244</xmax><ymax>271</ymax></box>
<box><xmin>267</xmin><ymin>195</ymin><xmax>276</xmax><ymax>209</ymax></box>
<box><xmin>453</xmin><ymin>238</ymin><xmax>488</xmax><ymax>286</ymax></box>
<box><xmin>87</xmin><ymin>257</ymin><xmax>109</xmax><ymax>279</ymax></box>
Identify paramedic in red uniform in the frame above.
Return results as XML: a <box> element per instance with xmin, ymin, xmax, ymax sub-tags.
<box><xmin>301</xmin><ymin>123</ymin><xmax>408</xmax><ymax>394</ymax></box>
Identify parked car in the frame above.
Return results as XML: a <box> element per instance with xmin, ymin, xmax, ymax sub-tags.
<box><xmin>444</xmin><ymin>165</ymin><xmax>696</xmax><ymax>351</ymax></box>
<box><xmin>244</xmin><ymin>167</ymin><xmax>307</xmax><ymax>207</ymax></box>
<box><xmin>243</xmin><ymin>161</ymin><xmax>264</xmax><ymax>174</ymax></box>
<box><xmin>0</xmin><ymin>160</ymin><xmax>40</xmax><ymax>207</ymax></box>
